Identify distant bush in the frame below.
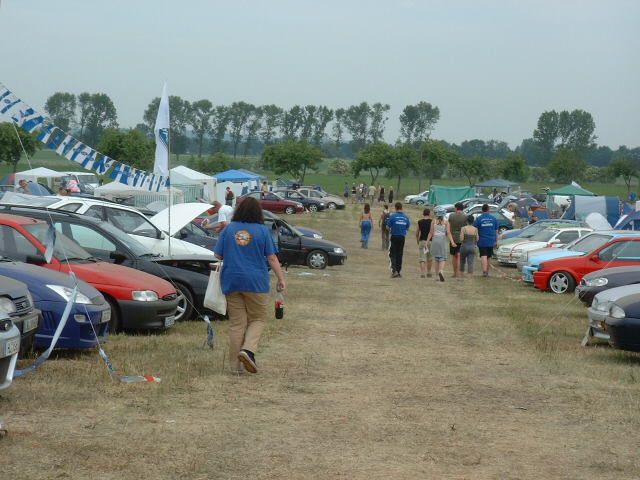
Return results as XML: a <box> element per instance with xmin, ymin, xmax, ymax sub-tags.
<box><xmin>327</xmin><ymin>159</ymin><xmax>351</xmax><ymax>176</ymax></box>
<box><xmin>530</xmin><ymin>167</ymin><xmax>550</xmax><ymax>182</ymax></box>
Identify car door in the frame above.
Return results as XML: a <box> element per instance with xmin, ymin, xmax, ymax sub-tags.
<box><xmin>264</xmin><ymin>218</ymin><xmax>301</xmax><ymax>264</ymax></box>
<box><xmin>596</xmin><ymin>240</ymin><xmax>640</xmax><ymax>271</ymax></box>
<box><xmin>262</xmin><ymin>192</ymin><xmax>284</xmax><ymax>212</ymax></box>
<box><xmin>0</xmin><ymin>225</ymin><xmax>42</xmax><ymax>264</ymax></box>
<box><xmin>555</xmin><ymin>230</ymin><xmax>580</xmax><ymax>247</ymax></box>
<box><xmin>55</xmin><ymin>221</ymin><xmax>124</xmax><ymax>263</ymax></box>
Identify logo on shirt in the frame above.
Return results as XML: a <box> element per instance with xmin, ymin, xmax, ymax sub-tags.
<box><xmin>235</xmin><ymin>230</ymin><xmax>252</xmax><ymax>246</ymax></box>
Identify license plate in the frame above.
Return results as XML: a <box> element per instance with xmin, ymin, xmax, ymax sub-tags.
<box><xmin>101</xmin><ymin>309</ymin><xmax>111</xmax><ymax>324</ymax></box>
<box><xmin>4</xmin><ymin>337</ymin><xmax>19</xmax><ymax>357</ymax></box>
<box><xmin>23</xmin><ymin>315</ymin><xmax>39</xmax><ymax>333</ymax></box>
<box><xmin>164</xmin><ymin>316</ymin><xmax>175</xmax><ymax>328</ymax></box>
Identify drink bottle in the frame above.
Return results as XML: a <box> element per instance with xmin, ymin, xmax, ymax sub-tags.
<box><xmin>275</xmin><ymin>291</ymin><xmax>284</xmax><ymax>319</ymax></box>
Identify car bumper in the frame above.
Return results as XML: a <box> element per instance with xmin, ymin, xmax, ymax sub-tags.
<box><xmin>605</xmin><ymin>315</ymin><xmax>640</xmax><ymax>351</ymax></box>
<box><xmin>117</xmin><ymin>298</ymin><xmax>179</xmax><ymax>330</ymax></box>
<box><xmin>35</xmin><ymin>301</ymin><xmax>111</xmax><ymax>349</ymax></box>
<box><xmin>533</xmin><ymin>271</ymin><xmax>551</xmax><ymax>290</ymax></box>
<box><xmin>334</xmin><ymin>204</ymin><xmax>346</xmax><ymax>210</ymax></box>
<box><xmin>575</xmin><ymin>285</ymin><xmax>601</xmax><ymax>307</ymax></box>
<box><xmin>587</xmin><ymin>307</ymin><xmax>610</xmax><ymax>341</ymax></box>
<box><xmin>328</xmin><ymin>252</ymin><xmax>347</xmax><ymax>266</ymax></box>
<box><xmin>11</xmin><ymin>310</ymin><xmax>41</xmax><ymax>358</ymax></box>
<box><xmin>522</xmin><ymin>266</ymin><xmax>538</xmax><ymax>283</ymax></box>
<box><xmin>0</xmin><ymin>325</ymin><xmax>20</xmax><ymax>390</ymax></box>
<box><xmin>497</xmin><ymin>252</ymin><xmax>521</xmax><ymax>265</ymax></box>
<box><xmin>516</xmin><ymin>260</ymin><xmax>528</xmax><ymax>272</ymax></box>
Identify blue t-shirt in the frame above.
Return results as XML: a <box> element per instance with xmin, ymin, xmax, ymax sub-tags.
<box><xmin>474</xmin><ymin>213</ymin><xmax>499</xmax><ymax>247</ymax></box>
<box><xmin>386</xmin><ymin>211</ymin><xmax>411</xmax><ymax>236</ymax></box>
<box><xmin>213</xmin><ymin>221</ymin><xmax>277</xmax><ymax>294</ymax></box>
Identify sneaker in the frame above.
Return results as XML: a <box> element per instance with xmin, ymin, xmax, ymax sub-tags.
<box><xmin>420</xmin><ymin>274</ymin><xmax>426</xmax><ymax>278</ymax></box>
<box><xmin>427</xmin><ymin>273</ymin><xmax>433</xmax><ymax>278</ymax></box>
<box><xmin>238</xmin><ymin>349</ymin><xmax>258</xmax><ymax>373</ymax></box>
<box><xmin>482</xmin><ymin>271</ymin><xmax>489</xmax><ymax>277</ymax></box>
<box><xmin>438</xmin><ymin>271</ymin><xmax>445</xmax><ymax>282</ymax></box>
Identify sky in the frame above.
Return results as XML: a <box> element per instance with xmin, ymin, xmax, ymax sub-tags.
<box><xmin>0</xmin><ymin>0</ymin><xmax>638</xmax><ymax>149</ymax></box>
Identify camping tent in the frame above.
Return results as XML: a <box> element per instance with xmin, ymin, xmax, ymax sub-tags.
<box><xmin>213</xmin><ymin>169</ymin><xmax>263</xmax><ymax>203</ymax></box>
<box><xmin>15</xmin><ymin>167</ymin><xmax>66</xmax><ymax>190</ymax></box>
<box><xmin>474</xmin><ymin>178</ymin><xmax>518</xmax><ymax>193</ymax></box>
<box><xmin>562</xmin><ymin>196</ymin><xmax>620</xmax><ymax>226</ymax></box>
<box><xmin>547</xmin><ymin>184</ymin><xmax>595</xmax><ymax>196</ymax></box>
<box><xmin>428</xmin><ymin>185</ymin><xmax>474</xmax><ymax>206</ymax></box>
<box><xmin>169</xmin><ymin>166</ymin><xmax>216</xmax><ymax>202</ymax></box>
<box><xmin>213</xmin><ymin>169</ymin><xmax>261</xmax><ymax>183</ymax></box>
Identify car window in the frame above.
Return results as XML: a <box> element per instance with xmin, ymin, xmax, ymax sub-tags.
<box><xmin>85</xmin><ymin>205</ymin><xmax>104</xmax><ymax>219</ymax></box>
<box><xmin>0</xmin><ymin>225</ymin><xmax>40</xmax><ymax>261</ymax></box>
<box><xmin>58</xmin><ymin>203</ymin><xmax>82</xmax><ymax>212</ymax></box>
<box><xmin>289</xmin><ymin>192</ymin><xmax>304</xmax><ymax>200</ymax></box>
<box><xmin>105</xmin><ymin>208</ymin><xmax>158</xmax><ymax>238</ymax></box>
<box><xmin>248</xmin><ymin>192</ymin><xmax>261</xmax><ymax>199</ymax></box>
<box><xmin>264</xmin><ymin>193</ymin><xmax>280</xmax><ymax>201</ymax></box>
<box><xmin>23</xmin><ymin>223</ymin><xmax>91</xmax><ymax>261</ymax></box>
<box><xmin>57</xmin><ymin>222</ymin><xmax>118</xmax><ymax>253</ymax></box>
<box><xmin>556</xmin><ymin>231</ymin><xmax>579</xmax><ymax>244</ymax></box>
<box><xmin>309</xmin><ymin>191</ymin><xmax>322</xmax><ymax>198</ymax></box>
<box><xmin>530</xmin><ymin>230</ymin><xmax>557</xmax><ymax>242</ymax></box>
<box><xmin>570</xmin><ymin>234</ymin><xmax>613</xmax><ymax>253</ymax></box>
<box><xmin>599</xmin><ymin>241</ymin><xmax>640</xmax><ymax>261</ymax></box>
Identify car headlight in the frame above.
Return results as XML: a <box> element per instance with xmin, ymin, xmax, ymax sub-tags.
<box><xmin>0</xmin><ymin>297</ymin><xmax>16</xmax><ymax>314</ymax></box>
<box><xmin>512</xmin><ymin>249</ymin><xmax>523</xmax><ymax>254</ymax></box>
<box><xmin>333</xmin><ymin>247</ymin><xmax>345</xmax><ymax>254</ymax></box>
<box><xmin>595</xmin><ymin>300</ymin><xmax>611</xmax><ymax>313</ymax></box>
<box><xmin>610</xmin><ymin>305</ymin><xmax>626</xmax><ymax>319</ymax></box>
<box><xmin>319</xmin><ymin>202</ymin><xmax>325</xmax><ymax>206</ymax></box>
<box><xmin>584</xmin><ymin>277</ymin><xmax>608</xmax><ymax>287</ymax></box>
<box><xmin>132</xmin><ymin>290</ymin><xmax>159</xmax><ymax>302</ymax></box>
<box><xmin>46</xmin><ymin>285</ymin><xmax>92</xmax><ymax>304</ymax></box>
<box><xmin>313</xmin><ymin>233</ymin><xmax>323</xmax><ymax>239</ymax></box>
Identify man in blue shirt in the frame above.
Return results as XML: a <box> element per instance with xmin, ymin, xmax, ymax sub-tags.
<box><xmin>474</xmin><ymin>203</ymin><xmax>499</xmax><ymax>277</ymax></box>
<box><xmin>386</xmin><ymin>202</ymin><xmax>411</xmax><ymax>278</ymax></box>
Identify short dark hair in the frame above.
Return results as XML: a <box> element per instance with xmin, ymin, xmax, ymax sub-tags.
<box><xmin>467</xmin><ymin>214</ymin><xmax>475</xmax><ymax>224</ymax></box>
<box><xmin>233</xmin><ymin>197</ymin><xmax>263</xmax><ymax>224</ymax></box>
<box><xmin>383</xmin><ymin>203</ymin><xmax>389</xmax><ymax>209</ymax></box>
<box><xmin>423</xmin><ymin>208</ymin><xmax>430</xmax><ymax>216</ymax></box>
<box><xmin>394</xmin><ymin>202</ymin><xmax>402</xmax><ymax>210</ymax></box>
<box><xmin>364</xmin><ymin>203</ymin><xmax>370</xmax><ymax>214</ymax></box>
<box><xmin>482</xmin><ymin>203</ymin><xmax>489</xmax><ymax>212</ymax></box>
<box><xmin>455</xmin><ymin>202</ymin><xmax>464</xmax><ymax>211</ymax></box>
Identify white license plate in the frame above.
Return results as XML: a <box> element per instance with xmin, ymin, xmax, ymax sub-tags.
<box><xmin>164</xmin><ymin>316</ymin><xmax>175</xmax><ymax>328</ymax></box>
<box><xmin>101</xmin><ymin>309</ymin><xmax>111</xmax><ymax>324</ymax></box>
<box><xmin>23</xmin><ymin>315</ymin><xmax>39</xmax><ymax>333</ymax></box>
<box><xmin>4</xmin><ymin>337</ymin><xmax>19</xmax><ymax>357</ymax></box>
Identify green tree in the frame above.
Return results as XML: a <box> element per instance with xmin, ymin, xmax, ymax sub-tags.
<box><xmin>332</xmin><ymin>108</ymin><xmax>345</xmax><ymax>151</ymax></box>
<box><xmin>352</xmin><ymin>142</ymin><xmax>395</xmax><ymax>185</ymax></box>
<box><xmin>44</xmin><ymin>92</ymin><xmax>76</xmax><ymax>131</ymax></box>
<box><xmin>261</xmin><ymin>140</ymin><xmax>322</xmax><ymax>183</ymax></box>
<box><xmin>189</xmin><ymin>152</ymin><xmax>231</xmax><ymax>175</ymax></box>
<box><xmin>327</xmin><ymin>158</ymin><xmax>350</xmax><ymax>176</ymax></box>
<box><xmin>399</xmin><ymin>101</ymin><xmax>440</xmax><ymax>144</ymax></box>
<box><xmin>449</xmin><ymin>155</ymin><xmax>489</xmax><ymax>186</ymax></box>
<box><xmin>300</xmin><ymin>105</ymin><xmax>317</xmax><ymax>141</ymax></box>
<box><xmin>242</xmin><ymin>106</ymin><xmax>263</xmax><ymax>157</ymax></box>
<box><xmin>500</xmin><ymin>153</ymin><xmax>529</xmax><ymax>182</ymax></box>
<box><xmin>225</xmin><ymin>101</ymin><xmax>253</xmax><ymax>158</ymax></box>
<box><xmin>210</xmin><ymin>105</ymin><xmax>230</xmax><ymax>153</ymax></box>
<box><xmin>533</xmin><ymin>109</ymin><xmax>596</xmax><ymax>164</ymax></box>
<box><xmin>547</xmin><ymin>148</ymin><xmax>587</xmax><ymax>183</ymax></box>
<box><xmin>189</xmin><ymin>99</ymin><xmax>213</xmax><ymax>158</ymax></box>
<box><xmin>368</xmin><ymin>102</ymin><xmax>390</xmax><ymax>143</ymax></box>
<box><xmin>281</xmin><ymin>105</ymin><xmax>303</xmax><ymax>140</ymax></box>
<box><xmin>533</xmin><ymin>110</ymin><xmax>559</xmax><ymax>163</ymax></box>
<box><xmin>97</xmin><ymin>128</ymin><xmax>154</xmax><ymax>170</ymax></box>
<box><xmin>530</xmin><ymin>167</ymin><xmax>551</xmax><ymax>182</ymax></box>
<box><xmin>387</xmin><ymin>143</ymin><xmax>415</xmax><ymax>194</ymax></box>
<box><xmin>609</xmin><ymin>158</ymin><xmax>638</xmax><ymax>196</ymax></box>
<box><xmin>343</xmin><ymin>102</ymin><xmax>371</xmax><ymax>152</ymax></box>
<box><xmin>77</xmin><ymin>92</ymin><xmax>92</xmax><ymax>140</ymax></box>
<box><xmin>260</xmin><ymin>104</ymin><xmax>283</xmax><ymax>145</ymax></box>
<box><xmin>80</xmin><ymin>92</ymin><xmax>118</xmax><ymax>147</ymax></box>
<box><xmin>516</xmin><ymin>138</ymin><xmax>546</xmax><ymax>166</ymax></box>
<box><xmin>311</xmin><ymin>106</ymin><xmax>334</xmax><ymax>145</ymax></box>
<box><xmin>0</xmin><ymin>122</ymin><xmax>39</xmax><ymax>172</ymax></box>
<box><xmin>416</xmin><ymin>140</ymin><xmax>454</xmax><ymax>188</ymax></box>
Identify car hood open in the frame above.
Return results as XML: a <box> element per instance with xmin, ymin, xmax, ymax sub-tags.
<box><xmin>149</xmin><ymin>203</ymin><xmax>213</xmax><ymax>236</ymax></box>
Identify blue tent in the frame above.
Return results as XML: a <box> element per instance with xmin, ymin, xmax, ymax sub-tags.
<box><xmin>614</xmin><ymin>210</ymin><xmax>640</xmax><ymax>231</ymax></box>
<box><xmin>213</xmin><ymin>169</ymin><xmax>262</xmax><ymax>183</ymax></box>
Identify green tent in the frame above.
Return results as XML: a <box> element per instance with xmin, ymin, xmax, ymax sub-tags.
<box><xmin>428</xmin><ymin>185</ymin><xmax>474</xmax><ymax>205</ymax></box>
<box><xmin>547</xmin><ymin>184</ymin><xmax>595</xmax><ymax>196</ymax></box>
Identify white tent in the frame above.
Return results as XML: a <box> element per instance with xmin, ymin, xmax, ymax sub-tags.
<box><xmin>169</xmin><ymin>166</ymin><xmax>217</xmax><ymax>202</ymax></box>
<box><xmin>15</xmin><ymin>167</ymin><xmax>66</xmax><ymax>189</ymax></box>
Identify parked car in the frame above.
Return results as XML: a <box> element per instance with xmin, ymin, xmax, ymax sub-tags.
<box><xmin>532</xmin><ymin>232</ymin><xmax>640</xmax><ymax>294</ymax></box>
<box><xmin>603</xmin><ymin>288</ymin><xmax>640</xmax><ymax>351</ymax></box>
<box><xmin>0</xmin><ymin>274</ymin><xmax>40</xmax><ymax>358</ymax></box>
<box><xmin>576</xmin><ymin>266</ymin><xmax>640</xmax><ymax>307</ymax></box>
<box><xmin>497</xmin><ymin>227</ymin><xmax>592</xmax><ymax>266</ymax></box>
<box><xmin>0</xmin><ymin>314</ymin><xmax>20</xmax><ymax>390</ymax></box>
<box><xmin>585</xmin><ymin>284</ymin><xmax>640</xmax><ymax>345</ymax></box>
<box><xmin>297</xmin><ymin>187</ymin><xmax>345</xmax><ymax>210</ymax></box>
<box><xmin>404</xmin><ymin>190</ymin><xmax>429</xmax><ymax>204</ymax></box>
<box><xmin>409</xmin><ymin>192</ymin><xmax>430</xmax><ymax>205</ymax></box>
<box><xmin>273</xmin><ymin>189</ymin><xmax>326</xmax><ymax>212</ymax></box>
<box><xmin>0</xmin><ymin>213</ymin><xmax>179</xmax><ymax>331</ymax></box>
<box><xmin>237</xmin><ymin>191</ymin><xmax>304</xmax><ymax>215</ymax></box>
<box><xmin>0</xmin><ymin>259</ymin><xmax>110</xmax><ymax>349</ymax></box>
<box><xmin>0</xmin><ymin>206</ymin><xmax>214</xmax><ymax>322</ymax></box>
<box><xmin>499</xmin><ymin>219</ymin><xmax>585</xmax><ymax>245</ymax></box>
<box><xmin>464</xmin><ymin>203</ymin><xmax>514</xmax><ymax>221</ymax></box>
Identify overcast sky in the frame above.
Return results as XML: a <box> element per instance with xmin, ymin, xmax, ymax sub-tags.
<box><xmin>0</xmin><ymin>0</ymin><xmax>638</xmax><ymax>149</ymax></box>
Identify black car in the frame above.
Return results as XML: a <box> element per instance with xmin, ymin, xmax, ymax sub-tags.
<box><xmin>605</xmin><ymin>290</ymin><xmax>640</xmax><ymax>351</ymax></box>
<box><xmin>0</xmin><ymin>206</ymin><xmax>216</xmax><ymax>321</ymax></box>
<box><xmin>0</xmin><ymin>275</ymin><xmax>40</xmax><ymax>358</ymax></box>
<box><xmin>273</xmin><ymin>189</ymin><xmax>326</xmax><ymax>213</ymax></box>
<box><xmin>575</xmin><ymin>266</ymin><xmax>640</xmax><ymax>307</ymax></box>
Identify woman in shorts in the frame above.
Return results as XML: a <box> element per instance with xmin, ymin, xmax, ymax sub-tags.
<box><xmin>427</xmin><ymin>207</ymin><xmax>457</xmax><ymax>282</ymax></box>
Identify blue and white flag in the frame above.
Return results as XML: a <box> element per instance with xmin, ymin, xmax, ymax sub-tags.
<box><xmin>11</xmin><ymin>107</ymin><xmax>45</xmax><ymax>133</ymax></box>
<box><xmin>153</xmin><ymin>82</ymin><xmax>170</xmax><ymax>178</ymax></box>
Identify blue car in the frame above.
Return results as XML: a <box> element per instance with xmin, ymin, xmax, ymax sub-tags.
<box><xmin>0</xmin><ymin>258</ymin><xmax>110</xmax><ymax>349</ymax></box>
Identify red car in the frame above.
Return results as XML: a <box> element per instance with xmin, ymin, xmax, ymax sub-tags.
<box><xmin>0</xmin><ymin>214</ymin><xmax>179</xmax><ymax>331</ymax></box>
<box><xmin>237</xmin><ymin>191</ymin><xmax>304</xmax><ymax>214</ymax></box>
<box><xmin>533</xmin><ymin>232</ymin><xmax>640</xmax><ymax>294</ymax></box>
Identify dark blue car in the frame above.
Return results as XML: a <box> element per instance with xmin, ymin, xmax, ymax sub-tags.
<box><xmin>0</xmin><ymin>258</ymin><xmax>110</xmax><ymax>349</ymax></box>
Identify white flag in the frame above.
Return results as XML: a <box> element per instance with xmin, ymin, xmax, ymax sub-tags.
<box><xmin>153</xmin><ymin>82</ymin><xmax>170</xmax><ymax>178</ymax></box>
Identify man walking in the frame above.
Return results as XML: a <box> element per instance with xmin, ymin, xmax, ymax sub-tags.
<box><xmin>386</xmin><ymin>202</ymin><xmax>411</xmax><ymax>278</ymax></box>
<box><xmin>474</xmin><ymin>204</ymin><xmax>499</xmax><ymax>277</ymax></box>
<box><xmin>416</xmin><ymin>208</ymin><xmax>433</xmax><ymax>278</ymax></box>
<box><xmin>448</xmin><ymin>202</ymin><xmax>467</xmax><ymax>280</ymax></box>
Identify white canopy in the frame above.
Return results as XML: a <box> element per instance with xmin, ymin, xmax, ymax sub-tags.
<box><xmin>170</xmin><ymin>166</ymin><xmax>216</xmax><ymax>202</ymax></box>
<box><xmin>15</xmin><ymin>167</ymin><xmax>65</xmax><ymax>179</ymax></box>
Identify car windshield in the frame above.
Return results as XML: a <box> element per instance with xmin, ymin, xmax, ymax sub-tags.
<box><xmin>24</xmin><ymin>223</ymin><xmax>92</xmax><ymax>260</ymax></box>
<box><xmin>76</xmin><ymin>174</ymin><xmax>98</xmax><ymax>184</ymax></box>
<box><xmin>530</xmin><ymin>229</ymin><xmax>558</xmax><ymax>242</ymax></box>
<box><xmin>521</xmin><ymin>224</ymin><xmax>546</xmax><ymax>237</ymax></box>
<box><xmin>569</xmin><ymin>233</ymin><xmax>612</xmax><ymax>254</ymax></box>
<box><xmin>93</xmin><ymin>220</ymin><xmax>152</xmax><ymax>257</ymax></box>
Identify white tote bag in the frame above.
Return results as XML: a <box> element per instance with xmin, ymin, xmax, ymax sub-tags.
<box><xmin>204</xmin><ymin>263</ymin><xmax>227</xmax><ymax>315</ymax></box>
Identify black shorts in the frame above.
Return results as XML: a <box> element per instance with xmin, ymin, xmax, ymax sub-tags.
<box><xmin>478</xmin><ymin>246</ymin><xmax>494</xmax><ymax>257</ymax></box>
<box><xmin>449</xmin><ymin>243</ymin><xmax>461</xmax><ymax>255</ymax></box>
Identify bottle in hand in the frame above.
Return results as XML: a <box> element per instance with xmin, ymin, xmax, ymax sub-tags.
<box><xmin>275</xmin><ymin>291</ymin><xmax>284</xmax><ymax>319</ymax></box>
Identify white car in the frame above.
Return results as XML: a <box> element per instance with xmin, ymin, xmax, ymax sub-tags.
<box><xmin>0</xmin><ymin>314</ymin><xmax>20</xmax><ymax>390</ymax></box>
<box><xmin>464</xmin><ymin>203</ymin><xmax>514</xmax><ymax>221</ymax></box>
<box><xmin>497</xmin><ymin>227</ymin><xmax>592</xmax><ymax>265</ymax></box>
<box><xmin>404</xmin><ymin>190</ymin><xmax>429</xmax><ymax>203</ymax></box>
<box><xmin>0</xmin><ymin>194</ymin><xmax>216</xmax><ymax>258</ymax></box>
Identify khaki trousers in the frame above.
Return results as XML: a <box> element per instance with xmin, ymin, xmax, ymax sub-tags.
<box><xmin>226</xmin><ymin>291</ymin><xmax>269</xmax><ymax>371</ymax></box>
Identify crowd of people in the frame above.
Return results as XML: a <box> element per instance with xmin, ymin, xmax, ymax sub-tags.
<box><xmin>345</xmin><ymin>183</ymin><xmax>395</xmax><ymax>205</ymax></box>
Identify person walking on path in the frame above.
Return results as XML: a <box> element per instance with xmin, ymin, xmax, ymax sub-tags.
<box><xmin>474</xmin><ymin>203</ymin><xmax>499</xmax><ymax>277</ymax></box>
<box><xmin>459</xmin><ymin>215</ymin><xmax>479</xmax><ymax>276</ymax></box>
<box><xmin>379</xmin><ymin>204</ymin><xmax>391</xmax><ymax>251</ymax></box>
<box><xmin>351</xmin><ymin>183</ymin><xmax>357</xmax><ymax>204</ymax></box>
<box><xmin>448</xmin><ymin>202</ymin><xmax>468</xmax><ymax>280</ymax></box>
<box><xmin>427</xmin><ymin>206</ymin><xmax>457</xmax><ymax>282</ymax></box>
<box><xmin>388</xmin><ymin>186</ymin><xmax>394</xmax><ymax>204</ymax></box>
<box><xmin>378</xmin><ymin>185</ymin><xmax>385</xmax><ymax>204</ymax></box>
<box><xmin>416</xmin><ymin>208</ymin><xmax>433</xmax><ymax>278</ymax></box>
<box><xmin>343</xmin><ymin>182</ymin><xmax>350</xmax><ymax>201</ymax></box>
<box><xmin>386</xmin><ymin>202</ymin><xmax>411</xmax><ymax>278</ymax></box>
<box><xmin>213</xmin><ymin>197</ymin><xmax>286</xmax><ymax>374</ymax></box>
<box><xmin>368</xmin><ymin>184</ymin><xmax>377</xmax><ymax>203</ymax></box>
<box><xmin>359</xmin><ymin>203</ymin><xmax>374</xmax><ymax>248</ymax></box>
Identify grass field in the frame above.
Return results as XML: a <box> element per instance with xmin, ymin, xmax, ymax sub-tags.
<box><xmin>3</xmin><ymin>203</ymin><xmax>640</xmax><ymax>479</ymax></box>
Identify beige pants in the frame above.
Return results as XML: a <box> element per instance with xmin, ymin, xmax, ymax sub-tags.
<box><xmin>226</xmin><ymin>291</ymin><xmax>269</xmax><ymax>371</ymax></box>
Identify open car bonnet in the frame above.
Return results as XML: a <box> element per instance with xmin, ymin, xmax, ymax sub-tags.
<box><xmin>149</xmin><ymin>202</ymin><xmax>213</xmax><ymax>236</ymax></box>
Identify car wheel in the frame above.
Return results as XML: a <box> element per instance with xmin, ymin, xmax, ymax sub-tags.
<box><xmin>174</xmin><ymin>282</ymin><xmax>194</xmax><ymax>321</ymax></box>
<box><xmin>285</xmin><ymin>206</ymin><xmax>296</xmax><ymax>215</ymax></box>
<box><xmin>549</xmin><ymin>271</ymin><xmax>576</xmax><ymax>294</ymax></box>
<box><xmin>327</xmin><ymin>202</ymin><xmax>337</xmax><ymax>210</ymax></box>
<box><xmin>307</xmin><ymin>250</ymin><xmax>329</xmax><ymax>269</ymax></box>
<box><xmin>498</xmin><ymin>226</ymin><xmax>508</xmax><ymax>234</ymax></box>
<box><xmin>415</xmin><ymin>200</ymin><xmax>425</xmax><ymax>205</ymax></box>
<box><xmin>105</xmin><ymin>296</ymin><xmax>121</xmax><ymax>333</ymax></box>
<box><xmin>308</xmin><ymin>204</ymin><xmax>318</xmax><ymax>213</ymax></box>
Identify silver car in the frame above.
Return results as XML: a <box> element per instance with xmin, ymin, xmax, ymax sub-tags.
<box><xmin>0</xmin><ymin>314</ymin><xmax>20</xmax><ymax>390</ymax></box>
<box><xmin>584</xmin><ymin>284</ymin><xmax>640</xmax><ymax>345</ymax></box>
<box><xmin>297</xmin><ymin>187</ymin><xmax>345</xmax><ymax>210</ymax></box>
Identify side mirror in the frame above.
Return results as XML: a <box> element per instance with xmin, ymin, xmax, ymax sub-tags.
<box><xmin>157</xmin><ymin>231</ymin><xmax>165</xmax><ymax>240</ymax></box>
<box><xmin>109</xmin><ymin>251</ymin><xmax>127</xmax><ymax>263</ymax></box>
<box><xmin>549</xmin><ymin>239</ymin><xmax>560</xmax><ymax>245</ymax></box>
<box><xmin>26</xmin><ymin>254</ymin><xmax>47</xmax><ymax>265</ymax></box>
<box><xmin>590</xmin><ymin>254</ymin><xmax>599</xmax><ymax>262</ymax></box>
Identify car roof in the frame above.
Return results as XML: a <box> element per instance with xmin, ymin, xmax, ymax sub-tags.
<box><xmin>0</xmin><ymin>212</ymin><xmax>46</xmax><ymax>226</ymax></box>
